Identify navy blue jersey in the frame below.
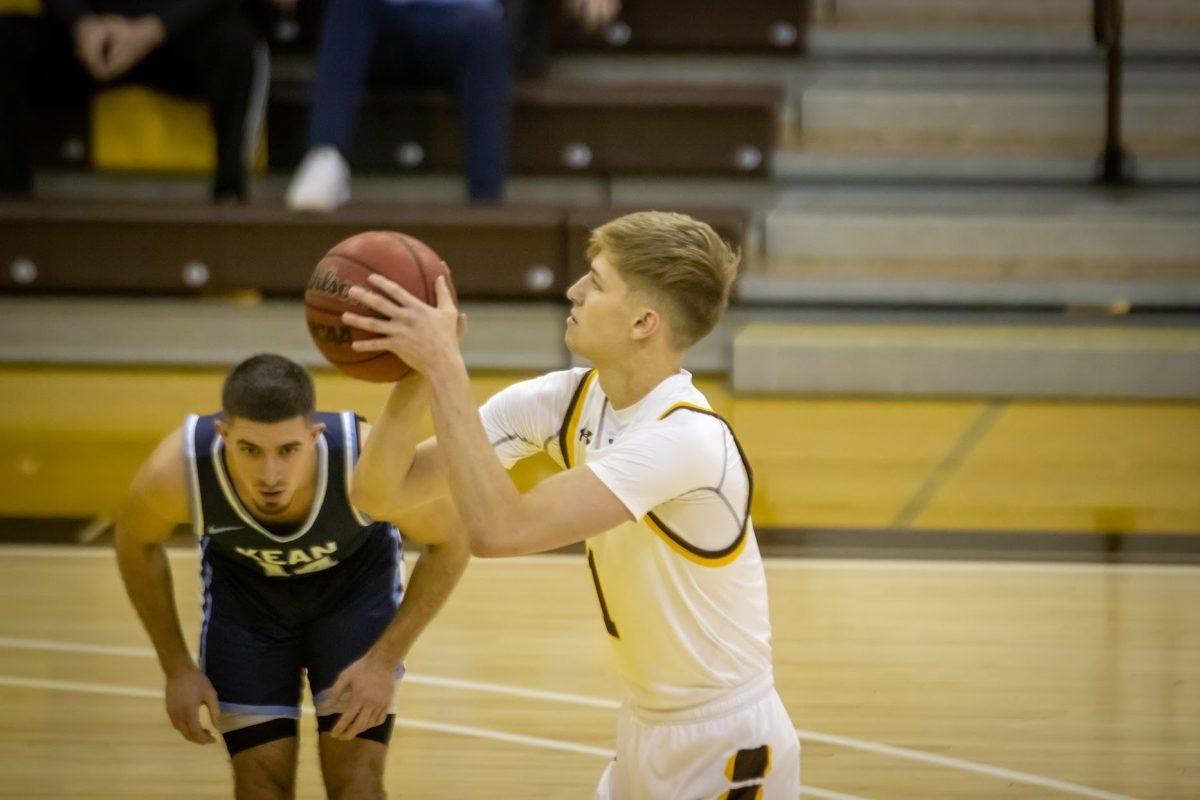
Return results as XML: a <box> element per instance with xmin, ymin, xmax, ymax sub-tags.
<box><xmin>184</xmin><ymin>411</ymin><xmax>400</xmax><ymax>578</ymax></box>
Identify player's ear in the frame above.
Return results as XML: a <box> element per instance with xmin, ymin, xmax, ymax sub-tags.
<box><xmin>631</xmin><ymin>307</ymin><xmax>661</xmax><ymax>341</ymax></box>
<box><xmin>309</xmin><ymin>421</ymin><xmax>327</xmax><ymax>440</ymax></box>
<box><xmin>214</xmin><ymin>418</ymin><xmax>230</xmax><ymax>440</ymax></box>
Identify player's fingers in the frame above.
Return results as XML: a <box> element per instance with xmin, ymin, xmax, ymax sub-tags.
<box><xmin>350</xmin><ymin>337</ymin><xmax>396</xmax><ymax>352</ymax></box>
<box><xmin>371</xmin><ymin>706</ymin><xmax>389</xmax><ymax>729</ymax></box>
<box><xmin>179</xmin><ymin>709</ymin><xmax>208</xmax><ymax>744</ymax></box>
<box><xmin>349</xmin><ymin>705</ymin><xmax>383</xmax><ymax>738</ymax></box>
<box><xmin>366</xmin><ymin>273</ymin><xmax>422</xmax><ymax>307</ymax></box>
<box><xmin>331</xmin><ymin>704</ymin><xmax>362</xmax><ymax>739</ymax></box>
<box><xmin>203</xmin><ymin>688</ymin><xmax>221</xmax><ymax>726</ymax></box>
<box><xmin>341</xmin><ymin>311</ymin><xmax>385</xmax><ymax>332</ymax></box>
<box><xmin>347</xmin><ymin>286</ymin><xmax>406</xmax><ymax>319</ymax></box>
<box><xmin>434</xmin><ymin>275</ymin><xmax>456</xmax><ymax>309</ymax></box>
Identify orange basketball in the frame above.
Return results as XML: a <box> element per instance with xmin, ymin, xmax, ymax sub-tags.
<box><xmin>305</xmin><ymin>231</ymin><xmax>456</xmax><ymax>382</ymax></box>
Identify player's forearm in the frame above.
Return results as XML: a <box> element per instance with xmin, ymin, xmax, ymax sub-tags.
<box><xmin>114</xmin><ymin>534</ymin><xmax>194</xmax><ymax>676</ymax></box>
<box><xmin>426</xmin><ymin>358</ymin><xmax>524</xmax><ymax>556</ymax></box>
<box><xmin>366</xmin><ymin>536</ymin><xmax>470</xmax><ymax>665</ymax></box>
<box><xmin>351</xmin><ymin>375</ymin><xmax>430</xmax><ymax>513</ymax></box>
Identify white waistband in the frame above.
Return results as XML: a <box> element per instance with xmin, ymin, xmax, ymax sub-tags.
<box><xmin>629</xmin><ymin>671</ymin><xmax>776</xmax><ymax>725</ymax></box>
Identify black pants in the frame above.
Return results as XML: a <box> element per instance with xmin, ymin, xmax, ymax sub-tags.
<box><xmin>0</xmin><ymin>9</ymin><xmax>264</xmax><ymax>200</ymax></box>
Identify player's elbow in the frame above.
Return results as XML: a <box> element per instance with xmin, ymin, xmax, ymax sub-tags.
<box><xmin>464</xmin><ymin>519</ymin><xmax>521</xmax><ymax>559</ymax></box>
<box><xmin>465</xmin><ymin>528</ymin><xmax>504</xmax><ymax>559</ymax></box>
<box><xmin>466</xmin><ymin>504</ymin><xmax>545</xmax><ymax>558</ymax></box>
<box><xmin>348</xmin><ymin>473</ymin><xmax>397</xmax><ymax>521</ymax></box>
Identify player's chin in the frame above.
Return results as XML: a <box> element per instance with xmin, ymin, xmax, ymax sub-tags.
<box><xmin>564</xmin><ymin>327</ymin><xmax>582</xmax><ymax>353</ymax></box>
<box><xmin>257</xmin><ymin>491</ymin><xmax>287</xmax><ymax>510</ymax></box>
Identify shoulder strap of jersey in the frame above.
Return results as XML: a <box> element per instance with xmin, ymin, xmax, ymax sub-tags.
<box><xmin>182</xmin><ymin>413</ymin><xmax>206</xmax><ymax>538</ymax></box>
<box><xmin>558</xmin><ymin>369</ymin><xmax>598</xmax><ymax>468</ymax></box>
<box><xmin>644</xmin><ymin>402</ymin><xmax>755</xmax><ymax>567</ymax></box>
<box><xmin>335</xmin><ymin>410</ymin><xmax>373</xmax><ymax>527</ymax></box>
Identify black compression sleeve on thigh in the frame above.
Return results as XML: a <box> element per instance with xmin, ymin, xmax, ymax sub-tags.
<box><xmin>317</xmin><ymin>714</ymin><xmax>395</xmax><ymax>746</ymax></box>
<box><xmin>223</xmin><ymin>718</ymin><xmax>298</xmax><ymax>757</ymax></box>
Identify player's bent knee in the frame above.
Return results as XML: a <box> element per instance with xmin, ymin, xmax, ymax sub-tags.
<box><xmin>317</xmin><ymin>721</ymin><xmax>389</xmax><ymax>800</ymax></box>
<box><xmin>327</xmin><ymin>774</ymin><xmax>385</xmax><ymax>800</ymax></box>
<box><xmin>231</xmin><ymin>733</ymin><xmax>298</xmax><ymax>800</ymax></box>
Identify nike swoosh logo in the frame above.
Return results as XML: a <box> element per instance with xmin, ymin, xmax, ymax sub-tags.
<box><xmin>206</xmin><ymin>525</ymin><xmax>243</xmax><ymax>535</ymax></box>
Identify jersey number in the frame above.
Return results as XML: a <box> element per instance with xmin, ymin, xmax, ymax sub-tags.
<box><xmin>586</xmin><ymin>549</ymin><xmax>619</xmax><ymax>639</ymax></box>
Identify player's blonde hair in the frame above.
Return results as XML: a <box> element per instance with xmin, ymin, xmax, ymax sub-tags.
<box><xmin>587</xmin><ymin>211</ymin><xmax>740</xmax><ymax>350</ymax></box>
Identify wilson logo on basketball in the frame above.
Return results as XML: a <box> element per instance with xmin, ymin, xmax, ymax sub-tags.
<box><xmin>309</xmin><ymin>322</ymin><xmax>354</xmax><ymax>345</ymax></box>
<box><xmin>307</xmin><ymin>268</ymin><xmax>351</xmax><ymax>299</ymax></box>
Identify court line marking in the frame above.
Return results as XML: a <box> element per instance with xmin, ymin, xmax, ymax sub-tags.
<box><xmin>891</xmin><ymin>400</ymin><xmax>1006</xmax><ymax>530</ymax></box>
<box><xmin>795</xmin><ymin>729</ymin><xmax>1137</xmax><ymax>800</ymax></box>
<box><xmin>0</xmin><ymin>633</ymin><xmax>623</xmax><ymax>709</ymax></box>
<box><xmin>3</xmin><ymin>544</ymin><xmax>1197</xmax><ymax>575</ymax></box>
<box><xmin>0</xmin><ymin>673</ymin><xmax>864</xmax><ymax>800</ymax></box>
<box><xmin>0</xmin><ymin>674</ymin><xmax>612</xmax><ymax>758</ymax></box>
<box><xmin>0</xmin><ymin>635</ymin><xmax>1140</xmax><ymax>799</ymax></box>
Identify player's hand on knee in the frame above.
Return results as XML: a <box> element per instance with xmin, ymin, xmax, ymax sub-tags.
<box><xmin>328</xmin><ymin>652</ymin><xmax>396</xmax><ymax>740</ymax></box>
<box><xmin>165</xmin><ymin>664</ymin><xmax>221</xmax><ymax>745</ymax></box>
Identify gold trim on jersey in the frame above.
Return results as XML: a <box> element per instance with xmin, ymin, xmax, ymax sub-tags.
<box><xmin>558</xmin><ymin>368</ymin><xmax>598</xmax><ymax>469</ymax></box>
<box><xmin>644</xmin><ymin>512</ymin><xmax>749</xmax><ymax>567</ymax></box>
<box><xmin>642</xmin><ymin>402</ymin><xmax>756</xmax><ymax>568</ymax></box>
<box><xmin>721</xmin><ymin>744</ymin><xmax>772</xmax><ymax>797</ymax></box>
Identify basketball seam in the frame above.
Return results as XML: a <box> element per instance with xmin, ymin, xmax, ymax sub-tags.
<box><xmin>392</xmin><ymin>234</ymin><xmax>436</xmax><ymax>305</ymax></box>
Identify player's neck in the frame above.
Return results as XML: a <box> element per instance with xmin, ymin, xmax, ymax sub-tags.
<box><xmin>595</xmin><ymin>351</ymin><xmax>684</xmax><ymax>411</ymax></box>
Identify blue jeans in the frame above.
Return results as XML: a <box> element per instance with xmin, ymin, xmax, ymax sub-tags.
<box><xmin>308</xmin><ymin>0</ymin><xmax>510</xmax><ymax>202</ymax></box>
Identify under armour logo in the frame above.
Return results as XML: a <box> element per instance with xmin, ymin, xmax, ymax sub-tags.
<box><xmin>579</xmin><ymin>427</ymin><xmax>593</xmax><ymax>445</ymax></box>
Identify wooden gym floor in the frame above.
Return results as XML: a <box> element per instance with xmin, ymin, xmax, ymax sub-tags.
<box><xmin>0</xmin><ymin>366</ymin><xmax>1197</xmax><ymax>797</ymax></box>
<box><xmin>0</xmin><ymin>548</ymin><xmax>1196</xmax><ymax>799</ymax></box>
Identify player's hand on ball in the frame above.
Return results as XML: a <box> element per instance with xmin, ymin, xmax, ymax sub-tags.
<box><xmin>342</xmin><ymin>272</ymin><xmax>463</xmax><ymax>378</ymax></box>
<box><xmin>165</xmin><ymin>664</ymin><xmax>221</xmax><ymax>745</ymax></box>
<box><xmin>328</xmin><ymin>651</ymin><xmax>397</xmax><ymax>740</ymax></box>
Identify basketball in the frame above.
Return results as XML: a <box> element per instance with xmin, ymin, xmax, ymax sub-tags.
<box><xmin>305</xmin><ymin>231</ymin><xmax>456</xmax><ymax>382</ymax></box>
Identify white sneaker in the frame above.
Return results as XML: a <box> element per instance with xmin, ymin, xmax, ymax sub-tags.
<box><xmin>286</xmin><ymin>146</ymin><xmax>351</xmax><ymax>211</ymax></box>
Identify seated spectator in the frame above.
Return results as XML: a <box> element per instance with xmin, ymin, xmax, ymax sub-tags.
<box><xmin>285</xmin><ymin>0</ymin><xmax>619</xmax><ymax>209</ymax></box>
<box><xmin>0</xmin><ymin>0</ymin><xmax>266</xmax><ymax>202</ymax></box>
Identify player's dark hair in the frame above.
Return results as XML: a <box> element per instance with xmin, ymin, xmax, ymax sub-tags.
<box><xmin>222</xmin><ymin>354</ymin><xmax>316</xmax><ymax>423</ymax></box>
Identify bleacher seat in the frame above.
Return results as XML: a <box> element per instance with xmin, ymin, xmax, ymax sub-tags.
<box><xmin>553</xmin><ymin>0</ymin><xmax>808</xmax><ymax>52</ymax></box>
<box><xmin>268</xmin><ymin>78</ymin><xmax>779</xmax><ymax>178</ymax></box>
<box><xmin>0</xmin><ymin>202</ymin><xmax>745</xmax><ymax>299</ymax></box>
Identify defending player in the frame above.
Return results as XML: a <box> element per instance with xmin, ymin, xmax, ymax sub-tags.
<box><xmin>345</xmin><ymin>212</ymin><xmax>801</xmax><ymax>798</ymax></box>
<box><xmin>114</xmin><ymin>354</ymin><xmax>468</xmax><ymax>800</ymax></box>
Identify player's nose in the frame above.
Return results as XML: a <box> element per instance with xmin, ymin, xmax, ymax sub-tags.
<box><xmin>261</xmin><ymin>458</ymin><xmax>285</xmax><ymax>487</ymax></box>
<box><xmin>566</xmin><ymin>276</ymin><xmax>585</xmax><ymax>305</ymax></box>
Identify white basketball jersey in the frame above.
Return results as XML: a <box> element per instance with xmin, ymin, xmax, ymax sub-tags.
<box><xmin>480</xmin><ymin>367</ymin><xmax>774</xmax><ymax>713</ymax></box>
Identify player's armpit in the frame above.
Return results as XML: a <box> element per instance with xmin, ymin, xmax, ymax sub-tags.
<box><xmin>471</xmin><ymin>466</ymin><xmax>634</xmax><ymax>558</ymax></box>
<box><xmin>116</xmin><ymin>426</ymin><xmax>191</xmax><ymax>545</ymax></box>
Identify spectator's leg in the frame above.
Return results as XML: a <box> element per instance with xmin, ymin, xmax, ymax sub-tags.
<box><xmin>135</xmin><ymin>8</ymin><xmax>267</xmax><ymax>202</ymax></box>
<box><xmin>206</xmin><ymin>16</ymin><xmax>268</xmax><ymax>201</ymax></box>
<box><xmin>402</xmin><ymin>3</ymin><xmax>511</xmax><ymax>203</ymax></box>
<box><xmin>308</xmin><ymin>0</ymin><xmax>381</xmax><ymax>155</ymax></box>
<box><xmin>452</xmin><ymin>4</ymin><xmax>511</xmax><ymax>202</ymax></box>
<box><xmin>0</xmin><ymin>14</ymin><xmax>92</xmax><ymax>196</ymax></box>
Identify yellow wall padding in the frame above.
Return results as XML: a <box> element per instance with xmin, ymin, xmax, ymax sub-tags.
<box><xmin>92</xmin><ymin>85</ymin><xmax>266</xmax><ymax>173</ymax></box>
<box><xmin>0</xmin><ymin>0</ymin><xmax>42</xmax><ymax>14</ymax></box>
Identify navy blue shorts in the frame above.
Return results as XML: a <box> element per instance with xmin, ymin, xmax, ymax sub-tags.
<box><xmin>198</xmin><ymin>529</ymin><xmax>404</xmax><ymax>754</ymax></box>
